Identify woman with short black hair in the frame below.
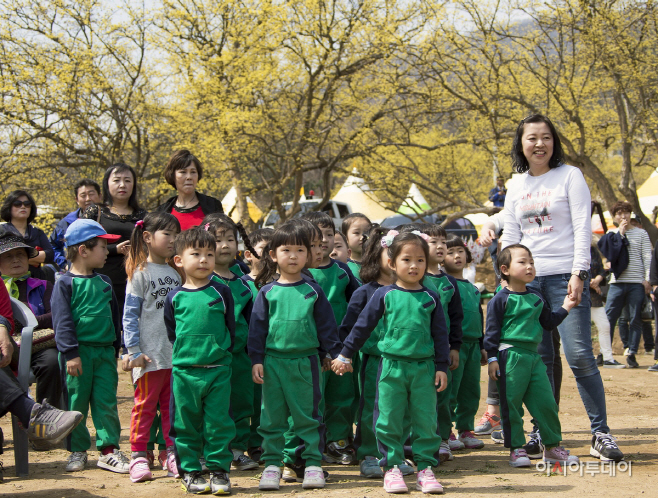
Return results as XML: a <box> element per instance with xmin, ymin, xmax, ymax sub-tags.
<box><xmin>501</xmin><ymin>113</ymin><xmax>623</xmax><ymax>463</ymax></box>
<box><xmin>0</xmin><ymin>190</ymin><xmax>54</xmax><ymax>280</ymax></box>
<box><xmin>156</xmin><ymin>149</ymin><xmax>223</xmax><ymax>230</ymax></box>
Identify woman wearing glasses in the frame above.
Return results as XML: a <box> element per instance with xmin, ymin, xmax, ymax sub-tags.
<box><xmin>499</xmin><ymin>114</ymin><xmax>624</xmax><ymax>463</ymax></box>
<box><xmin>0</xmin><ymin>190</ymin><xmax>54</xmax><ymax>280</ymax></box>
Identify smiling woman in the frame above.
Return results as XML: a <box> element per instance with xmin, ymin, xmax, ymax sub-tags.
<box><xmin>0</xmin><ymin>190</ymin><xmax>55</xmax><ymax>281</ymax></box>
<box><xmin>500</xmin><ymin>114</ymin><xmax>624</xmax><ymax>462</ymax></box>
<box><xmin>156</xmin><ymin>150</ymin><xmax>224</xmax><ymax>230</ymax></box>
<box><xmin>83</xmin><ymin>164</ymin><xmax>147</xmax><ymax>324</ymax></box>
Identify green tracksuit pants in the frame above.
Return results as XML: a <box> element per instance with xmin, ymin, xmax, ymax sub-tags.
<box><xmin>249</xmin><ymin>383</ymin><xmax>263</xmax><ymax>449</ymax></box>
<box><xmin>63</xmin><ymin>345</ymin><xmax>121</xmax><ymax>452</ymax></box>
<box><xmin>450</xmin><ymin>340</ymin><xmax>481</xmax><ymax>432</ymax></box>
<box><xmin>147</xmin><ymin>406</ymin><xmax>166</xmax><ymax>450</ymax></box>
<box><xmin>374</xmin><ymin>358</ymin><xmax>440</xmax><ymax>471</ymax></box>
<box><xmin>436</xmin><ymin>368</ymin><xmax>453</xmax><ymax>440</ymax></box>
<box><xmin>259</xmin><ymin>355</ymin><xmax>324</xmax><ymax>468</ymax></box>
<box><xmin>171</xmin><ymin>366</ymin><xmax>235</xmax><ymax>474</ymax></box>
<box><xmin>322</xmin><ymin>367</ymin><xmax>356</xmax><ymax>442</ymax></box>
<box><xmin>498</xmin><ymin>348</ymin><xmax>561</xmax><ymax>449</ymax></box>
<box><xmin>230</xmin><ymin>349</ymin><xmax>254</xmax><ymax>451</ymax></box>
<box><xmin>355</xmin><ymin>354</ymin><xmax>381</xmax><ymax>460</ymax></box>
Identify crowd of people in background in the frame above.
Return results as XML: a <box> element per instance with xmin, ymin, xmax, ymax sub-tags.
<box><xmin>3</xmin><ymin>114</ymin><xmax>655</xmax><ymax>494</ymax></box>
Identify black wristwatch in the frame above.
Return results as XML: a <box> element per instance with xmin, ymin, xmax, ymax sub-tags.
<box><xmin>571</xmin><ymin>270</ymin><xmax>589</xmax><ymax>281</ymax></box>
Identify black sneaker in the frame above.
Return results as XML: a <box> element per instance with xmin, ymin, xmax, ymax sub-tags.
<box><xmin>522</xmin><ymin>430</ymin><xmax>544</xmax><ymax>459</ymax></box>
<box><xmin>627</xmin><ymin>354</ymin><xmax>640</xmax><ymax>368</ymax></box>
<box><xmin>596</xmin><ymin>353</ymin><xmax>603</xmax><ymax>366</ymax></box>
<box><xmin>209</xmin><ymin>471</ymin><xmax>231</xmax><ymax>495</ymax></box>
<box><xmin>247</xmin><ymin>446</ymin><xmax>264</xmax><ymax>464</ymax></box>
<box><xmin>324</xmin><ymin>440</ymin><xmax>357</xmax><ymax>465</ymax></box>
<box><xmin>603</xmin><ymin>359</ymin><xmax>626</xmax><ymax>369</ymax></box>
<box><xmin>648</xmin><ymin>361</ymin><xmax>658</xmax><ymax>372</ymax></box>
<box><xmin>491</xmin><ymin>430</ymin><xmax>504</xmax><ymax>444</ymax></box>
<box><xmin>231</xmin><ymin>453</ymin><xmax>258</xmax><ymax>471</ymax></box>
<box><xmin>590</xmin><ymin>432</ymin><xmax>624</xmax><ymax>462</ymax></box>
<box><xmin>181</xmin><ymin>471</ymin><xmax>211</xmax><ymax>494</ymax></box>
<box><xmin>282</xmin><ymin>462</ymin><xmax>305</xmax><ymax>483</ymax></box>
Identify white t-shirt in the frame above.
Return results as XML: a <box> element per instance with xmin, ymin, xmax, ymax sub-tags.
<box><xmin>500</xmin><ymin>165</ymin><xmax>591</xmax><ymax>277</ymax></box>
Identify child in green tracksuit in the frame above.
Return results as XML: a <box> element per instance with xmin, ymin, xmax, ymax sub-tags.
<box><xmin>485</xmin><ymin>244</ymin><xmax>579</xmax><ymax>468</ymax></box>
<box><xmin>249</xmin><ymin>221</ymin><xmax>342</xmax><ymax>491</ymax></box>
<box><xmin>52</xmin><ymin>219</ymin><xmax>128</xmax><ymax>474</ymax></box>
<box><xmin>341</xmin><ymin>213</ymin><xmax>371</xmax><ymax>285</ymax></box>
<box><xmin>240</xmin><ymin>228</ymin><xmax>274</xmax><ymax>463</ymax></box>
<box><xmin>204</xmin><ymin>214</ymin><xmax>260</xmax><ymax>472</ymax></box>
<box><xmin>414</xmin><ymin>224</ymin><xmax>464</xmax><ymax>461</ymax></box>
<box><xmin>301</xmin><ymin>212</ymin><xmax>359</xmax><ymax>464</ymax></box>
<box><xmin>443</xmin><ymin>235</ymin><xmax>486</xmax><ymax>450</ymax></box>
<box><xmin>334</xmin><ymin>231</ymin><xmax>449</xmax><ymax>495</ymax></box>
<box><xmin>337</xmin><ymin>226</ymin><xmax>396</xmax><ymax>478</ymax></box>
<box><xmin>164</xmin><ymin>228</ymin><xmax>236</xmax><ymax>495</ymax></box>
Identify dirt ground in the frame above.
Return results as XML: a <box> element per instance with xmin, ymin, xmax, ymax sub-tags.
<box><xmin>1</xmin><ymin>260</ymin><xmax>656</xmax><ymax>497</ymax></box>
<box><xmin>1</xmin><ymin>339</ymin><xmax>656</xmax><ymax>498</ymax></box>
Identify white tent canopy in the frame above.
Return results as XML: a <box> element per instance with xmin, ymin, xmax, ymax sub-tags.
<box><xmin>398</xmin><ymin>183</ymin><xmax>431</xmax><ymax>215</ymax></box>
<box><xmin>221</xmin><ymin>187</ymin><xmax>262</xmax><ymax>223</ymax></box>
<box><xmin>332</xmin><ymin>173</ymin><xmax>397</xmax><ymax>222</ymax></box>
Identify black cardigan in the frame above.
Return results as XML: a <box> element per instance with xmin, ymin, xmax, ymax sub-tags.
<box><xmin>156</xmin><ymin>192</ymin><xmax>223</xmax><ymax>217</ymax></box>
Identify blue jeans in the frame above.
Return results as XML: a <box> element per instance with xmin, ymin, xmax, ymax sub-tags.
<box><xmin>527</xmin><ymin>274</ymin><xmax>609</xmax><ymax>434</ymax></box>
<box><xmin>605</xmin><ymin>283</ymin><xmax>645</xmax><ymax>355</ymax></box>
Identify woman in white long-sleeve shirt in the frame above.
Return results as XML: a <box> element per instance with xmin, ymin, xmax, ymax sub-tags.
<box><xmin>499</xmin><ymin>114</ymin><xmax>624</xmax><ymax>463</ymax></box>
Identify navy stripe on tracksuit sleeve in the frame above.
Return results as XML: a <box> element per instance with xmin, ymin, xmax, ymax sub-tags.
<box><xmin>484</xmin><ymin>292</ymin><xmax>507</xmax><ymax>360</ymax></box>
<box><xmin>309</xmin><ymin>281</ymin><xmax>341</xmax><ymax>358</ymax></box>
<box><xmin>427</xmin><ymin>289</ymin><xmax>450</xmax><ymax>373</ymax></box>
<box><xmin>248</xmin><ymin>283</ymin><xmax>273</xmax><ymax>365</ymax></box>
<box><xmin>445</xmin><ymin>274</ymin><xmax>464</xmax><ymax>351</ymax></box>
<box><xmin>340</xmin><ymin>287</ymin><xmax>387</xmax><ymax>358</ymax></box>
<box><xmin>52</xmin><ymin>275</ymin><xmax>79</xmax><ymax>361</ymax></box>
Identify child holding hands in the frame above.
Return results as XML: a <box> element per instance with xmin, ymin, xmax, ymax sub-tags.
<box><xmin>484</xmin><ymin>244</ymin><xmax>579</xmax><ymax>467</ymax></box>
<box><xmin>333</xmin><ymin>231</ymin><xmax>449</xmax><ymax>494</ymax></box>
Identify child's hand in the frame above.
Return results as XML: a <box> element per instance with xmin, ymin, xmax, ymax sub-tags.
<box><xmin>480</xmin><ymin>349</ymin><xmax>488</xmax><ymax>366</ymax></box>
<box><xmin>435</xmin><ymin>371</ymin><xmax>448</xmax><ymax>392</ymax></box>
<box><xmin>488</xmin><ymin>361</ymin><xmax>499</xmax><ymax>380</ymax></box>
<box><xmin>449</xmin><ymin>349</ymin><xmax>460</xmax><ymax>371</ymax></box>
<box><xmin>252</xmin><ymin>364</ymin><xmax>264</xmax><ymax>384</ymax></box>
<box><xmin>67</xmin><ymin>357</ymin><xmax>83</xmax><ymax>377</ymax></box>
<box><xmin>562</xmin><ymin>294</ymin><xmax>577</xmax><ymax>312</ymax></box>
<box><xmin>129</xmin><ymin>354</ymin><xmax>151</xmax><ymax>369</ymax></box>
<box><xmin>331</xmin><ymin>358</ymin><xmax>352</xmax><ymax>375</ymax></box>
<box><xmin>120</xmin><ymin>354</ymin><xmax>132</xmax><ymax>371</ymax></box>
<box><xmin>321</xmin><ymin>357</ymin><xmax>332</xmax><ymax>372</ymax></box>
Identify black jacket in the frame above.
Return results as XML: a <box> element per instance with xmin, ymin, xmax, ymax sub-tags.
<box><xmin>156</xmin><ymin>192</ymin><xmax>224</xmax><ymax>217</ymax></box>
<box><xmin>597</xmin><ymin>231</ymin><xmax>629</xmax><ymax>280</ymax></box>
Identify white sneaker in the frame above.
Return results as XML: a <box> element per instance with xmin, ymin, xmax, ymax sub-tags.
<box><xmin>97</xmin><ymin>449</ymin><xmax>130</xmax><ymax>474</ymax></box>
<box><xmin>65</xmin><ymin>451</ymin><xmax>87</xmax><ymax>472</ymax></box>
<box><xmin>439</xmin><ymin>440</ymin><xmax>454</xmax><ymax>462</ymax></box>
<box><xmin>302</xmin><ymin>465</ymin><xmax>325</xmax><ymax>489</ymax></box>
<box><xmin>259</xmin><ymin>465</ymin><xmax>281</xmax><ymax>490</ymax></box>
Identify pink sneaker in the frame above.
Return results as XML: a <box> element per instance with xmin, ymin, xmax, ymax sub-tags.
<box><xmin>458</xmin><ymin>431</ymin><xmax>484</xmax><ymax>449</ymax></box>
<box><xmin>157</xmin><ymin>449</ymin><xmax>167</xmax><ymax>470</ymax></box>
<box><xmin>509</xmin><ymin>448</ymin><xmax>531</xmax><ymax>467</ymax></box>
<box><xmin>543</xmin><ymin>446</ymin><xmax>580</xmax><ymax>465</ymax></box>
<box><xmin>383</xmin><ymin>466</ymin><xmax>408</xmax><ymax>493</ymax></box>
<box><xmin>416</xmin><ymin>468</ymin><xmax>444</xmax><ymax>494</ymax></box>
<box><xmin>166</xmin><ymin>452</ymin><xmax>180</xmax><ymax>478</ymax></box>
<box><xmin>448</xmin><ymin>432</ymin><xmax>465</xmax><ymax>451</ymax></box>
<box><xmin>129</xmin><ymin>457</ymin><xmax>153</xmax><ymax>483</ymax></box>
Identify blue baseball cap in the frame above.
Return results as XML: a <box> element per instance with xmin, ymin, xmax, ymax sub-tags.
<box><xmin>65</xmin><ymin>219</ymin><xmax>121</xmax><ymax>247</ymax></box>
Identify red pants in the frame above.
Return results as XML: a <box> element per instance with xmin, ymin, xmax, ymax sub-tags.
<box><xmin>130</xmin><ymin>369</ymin><xmax>173</xmax><ymax>452</ymax></box>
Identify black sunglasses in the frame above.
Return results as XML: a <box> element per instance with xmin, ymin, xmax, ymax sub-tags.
<box><xmin>12</xmin><ymin>200</ymin><xmax>32</xmax><ymax>208</ymax></box>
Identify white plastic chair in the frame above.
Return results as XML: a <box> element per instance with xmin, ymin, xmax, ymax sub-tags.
<box><xmin>10</xmin><ymin>297</ymin><xmax>38</xmax><ymax>477</ymax></box>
